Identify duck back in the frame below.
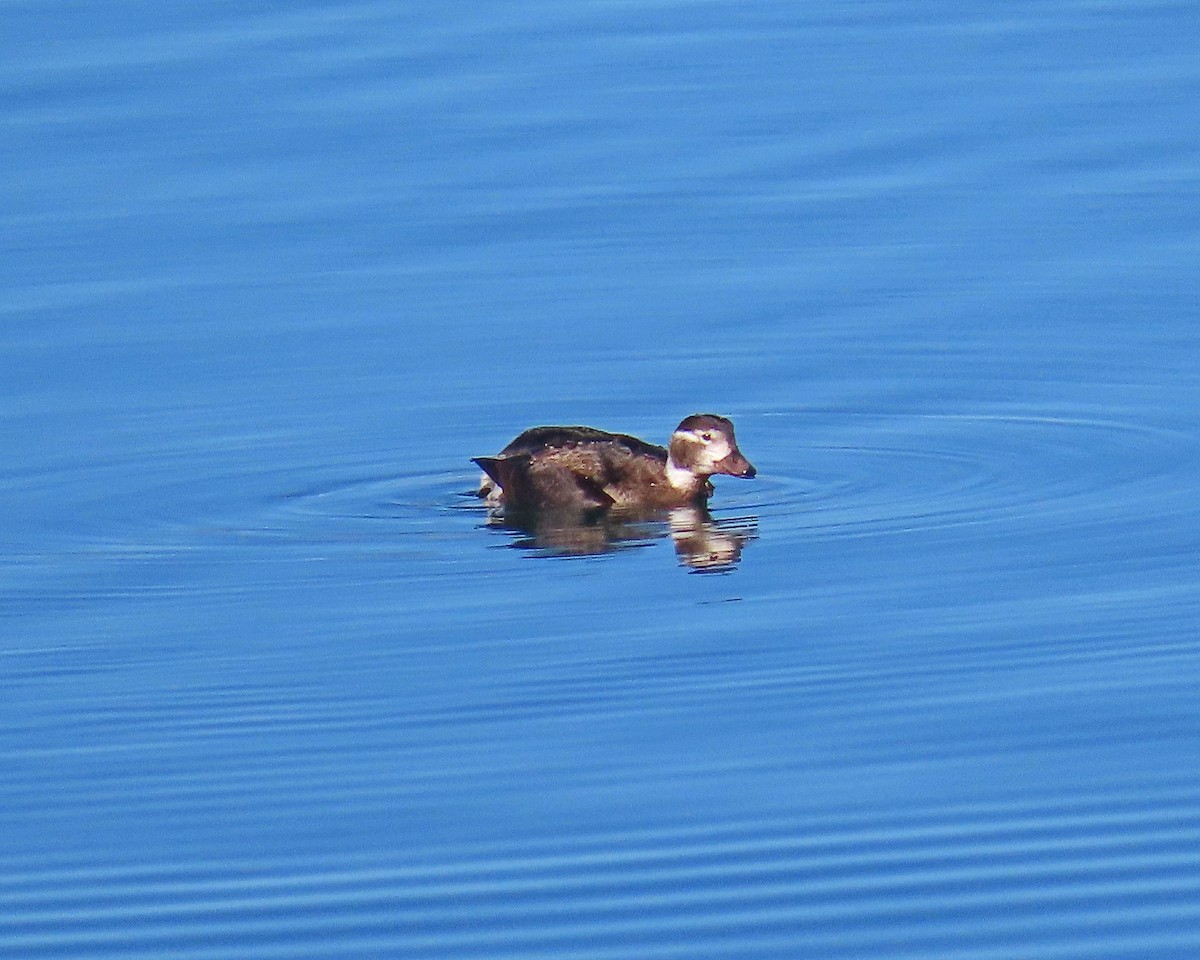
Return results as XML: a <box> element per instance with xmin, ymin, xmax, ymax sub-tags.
<box><xmin>498</xmin><ymin>426</ymin><xmax>665</xmax><ymax>462</ymax></box>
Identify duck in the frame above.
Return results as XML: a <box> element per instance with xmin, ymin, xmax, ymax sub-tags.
<box><xmin>473</xmin><ymin>414</ymin><xmax>755</xmax><ymax>512</ymax></box>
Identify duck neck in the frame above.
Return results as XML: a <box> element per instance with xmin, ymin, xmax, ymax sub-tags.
<box><xmin>665</xmin><ymin>460</ymin><xmax>699</xmax><ymax>492</ymax></box>
<box><xmin>665</xmin><ymin>440</ymin><xmax>705</xmax><ymax>494</ymax></box>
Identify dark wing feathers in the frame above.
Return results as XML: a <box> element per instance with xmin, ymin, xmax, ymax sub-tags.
<box><xmin>475</xmin><ymin>426</ymin><xmax>669</xmax><ymax>511</ymax></box>
<box><xmin>473</xmin><ymin>452</ymin><xmax>615</xmax><ymax>510</ymax></box>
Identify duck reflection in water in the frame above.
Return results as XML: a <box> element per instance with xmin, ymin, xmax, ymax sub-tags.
<box><xmin>484</xmin><ymin>503</ymin><xmax>756</xmax><ymax>571</ymax></box>
<box><xmin>472</xmin><ymin>415</ymin><xmax>757</xmax><ymax>570</ymax></box>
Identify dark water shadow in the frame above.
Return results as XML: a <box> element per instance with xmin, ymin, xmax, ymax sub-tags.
<box><xmin>478</xmin><ymin>503</ymin><xmax>758</xmax><ymax>573</ymax></box>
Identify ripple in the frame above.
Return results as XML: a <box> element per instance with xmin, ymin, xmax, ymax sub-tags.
<box><xmin>3</xmin><ymin>785</ymin><xmax>1199</xmax><ymax>959</ymax></box>
<box><xmin>252</xmin><ymin>467</ymin><xmax>481</xmax><ymax>545</ymax></box>
<box><xmin>745</xmin><ymin>409</ymin><xmax>1196</xmax><ymax>542</ymax></box>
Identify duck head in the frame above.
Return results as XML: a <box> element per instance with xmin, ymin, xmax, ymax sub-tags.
<box><xmin>666</xmin><ymin>414</ymin><xmax>756</xmax><ymax>492</ymax></box>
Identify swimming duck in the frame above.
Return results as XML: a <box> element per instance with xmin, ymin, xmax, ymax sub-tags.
<box><xmin>474</xmin><ymin>414</ymin><xmax>755</xmax><ymax>512</ymax></box>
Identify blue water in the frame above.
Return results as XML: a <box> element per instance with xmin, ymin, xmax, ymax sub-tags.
<box><xmin>4</xmin><ymin>1</ymin><xmax>1200</xmax><ymax>957</ymax></box>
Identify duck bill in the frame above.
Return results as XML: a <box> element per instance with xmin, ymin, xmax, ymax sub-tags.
<box><xmin>714</xmin><ymin>450</ymin><xmax>756</xmax><ymax>478</ymax></box>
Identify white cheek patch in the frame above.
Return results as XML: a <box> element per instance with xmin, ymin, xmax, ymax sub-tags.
<box><xmin>704</xmin><ymin>437</ymin><xmax>732</xmax><ymax>467</ymax></box>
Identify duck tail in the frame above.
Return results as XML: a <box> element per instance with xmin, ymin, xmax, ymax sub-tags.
<box><xmin>471</xmin><ymin>456</ymin><xmax>505</xmax><ymax>486</ymax></box>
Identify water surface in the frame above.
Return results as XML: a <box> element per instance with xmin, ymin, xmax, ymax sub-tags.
<box><xmin>3</xmin><ymin>1</ymin><xmax>1200</xmax><ymax>957</ymax></box>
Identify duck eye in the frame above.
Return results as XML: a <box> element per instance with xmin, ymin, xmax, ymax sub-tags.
<box><xmin>700</xmin><ymin>432</ymin><xmax>713</xmax><ymax>442</ymax></box>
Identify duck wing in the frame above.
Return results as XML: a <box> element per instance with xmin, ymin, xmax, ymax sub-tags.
<box><xmin>472</xmin><ymin>454</ymin><xmax>616</xmax><ymax>511</ymax></box>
